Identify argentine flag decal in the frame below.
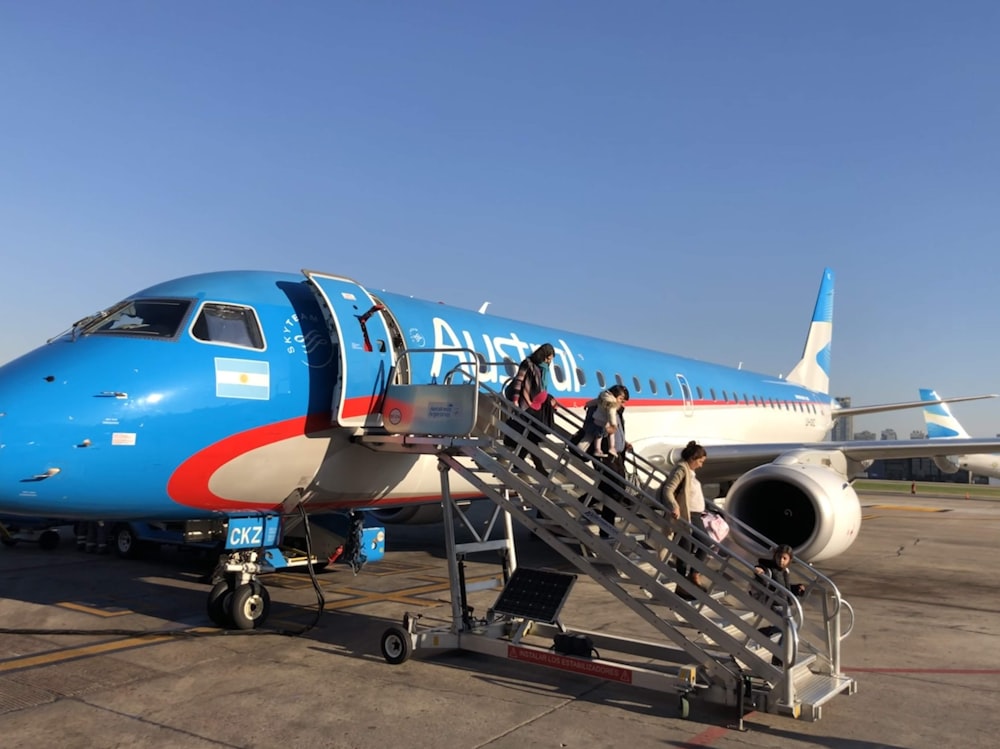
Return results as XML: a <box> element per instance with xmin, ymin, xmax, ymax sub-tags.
<box><xmin>215</xmin><ymin>358</ymin><xmax>270</xmax><ymax>400</ymax></box>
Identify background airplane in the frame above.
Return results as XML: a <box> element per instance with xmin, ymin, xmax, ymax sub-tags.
<box><xmin>921</xmin><ymin>388</ymin><xmax>1000</xmax><ymax>479</ymax></box>
<box><xmin>1</xmin><ymin>267</ymin><xmax>998</xmax><ymax>582</ymax></box>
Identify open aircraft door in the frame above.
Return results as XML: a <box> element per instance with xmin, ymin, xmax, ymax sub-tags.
<box><xmin>304</xmin><ymin>270</ymin><xmax>395</xmax><ymax>428</ymax></box>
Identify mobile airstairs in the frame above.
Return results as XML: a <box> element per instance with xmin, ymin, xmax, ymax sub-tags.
<box><xmin>359</xmin><ymin>363</ymin><xmax>856</xmax><ymax>722</ymax></box>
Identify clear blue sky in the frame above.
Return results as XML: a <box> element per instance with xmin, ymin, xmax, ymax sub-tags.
<box><xmin>3</xmin><ymin>2</ymin><xmax>999</xmax><ymax>438</ymax></box>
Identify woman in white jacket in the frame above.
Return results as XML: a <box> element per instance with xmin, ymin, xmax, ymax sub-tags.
<box><xmin>658</xmin><ymin>441</ymin><xmax>709</xmax><ymax>597</ymax></box>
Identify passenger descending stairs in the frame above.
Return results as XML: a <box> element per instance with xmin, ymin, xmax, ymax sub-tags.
<box><xmin>359</xmin><ymin>379</ymin><xmax>857</xmax><ymax>721</ymax></box>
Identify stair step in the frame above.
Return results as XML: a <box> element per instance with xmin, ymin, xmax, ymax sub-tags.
<box><xmin>453</xmin><ymin>431</ymin><xmax>852</xmax><ymax>715</ymax></box>
<box><xmin>794</xmin><ymin>670</ymin><xmax>856</xmax><ymax>713</ymax></box>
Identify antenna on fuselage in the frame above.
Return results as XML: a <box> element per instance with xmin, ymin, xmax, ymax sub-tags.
<box><xmin>478</xmin><ymin>302</ymin><xmax>490</xmax><ymax>314</ymax></box>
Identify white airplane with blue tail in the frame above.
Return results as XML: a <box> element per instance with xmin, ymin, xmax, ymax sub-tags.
<box><xmin>921</xmin><ymin>388</ymin><xmax>1000</xmax><ymax>479</ymax></box>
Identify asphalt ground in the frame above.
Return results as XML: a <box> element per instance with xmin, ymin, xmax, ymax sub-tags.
<box><xmin>1</xmin><ymin>490</ymin><xmax>998</xmax><ymax>749</ymax></box>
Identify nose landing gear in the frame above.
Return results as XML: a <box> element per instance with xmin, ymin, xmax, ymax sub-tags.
<box><xmin>206</xmin><ymin>549</ymin><xmax>274</xmax><ymax>630</ymax></box>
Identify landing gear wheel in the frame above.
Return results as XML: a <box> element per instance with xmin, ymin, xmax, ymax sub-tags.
<box><xmin>39</xmin><ymin>529</ymin><xmax>60</xmax><ymax>551</ymax></box>
<box><xmin>380</xmin><ymin>626</ymin><xmax>412</xmax><ymax>665</ymax></box>
<box><xmin>207</xmin><ymin>580</ymin><xmax>234</xmax><ymax>628</ymax></box>
<box><xmin>230</xmin><ymin>582</ymin><xmax>271</xmax><ymax>630</ymax></box>
<box><xmin>678</xmin><ymin>694</ymin><xmax>690</xmax><ymax>719</ymax></box>
<box><xmin>112</xmin><ymin>524</ymin><xmax>142</xmax><ymax>559</ymax></box>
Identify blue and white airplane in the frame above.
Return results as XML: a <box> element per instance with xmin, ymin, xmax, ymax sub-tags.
<box><xmin>920</xmin><ymin>388</ymin><xmax>1000</xmax><ymax>479</ymax></box>
<box><xmin>0</xmin><ymin>267</ymin><xmax>997</xmax><ymax>572</ymax></box>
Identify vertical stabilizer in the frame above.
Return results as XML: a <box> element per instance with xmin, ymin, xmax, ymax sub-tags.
<box><xmin>920</xmin><ymin>388</ymin><xmax>970</xmax><ymax>438</ymax></box>
<box><xmin>785</xmin><ymin>268</ymin><xmax>834</xmax><ymax>394</ymax></box>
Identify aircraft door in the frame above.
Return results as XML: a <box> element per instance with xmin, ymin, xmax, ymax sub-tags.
<box><xmin>676</xmin><ymin>373</ymin><xmax>694</xmax><ymax>417</ymax></box>
<box><xmin>304</xmin><ymin>271</ymin><xmax>394</xmax><ymax>428</ymax></box>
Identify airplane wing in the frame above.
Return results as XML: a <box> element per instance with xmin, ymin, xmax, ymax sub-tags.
<box><xmin>668</xmin><ymin>437</ymin><xmax>1000</xmax><ymax>483</ymax></box>
<box><xmin>833</xmin><ymin>393</ymin><xmax>996</xmax><ymax>418</ymax></box>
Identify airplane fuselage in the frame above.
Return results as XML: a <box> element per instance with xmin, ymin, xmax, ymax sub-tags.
<box><xmin>0</xmin><ymin>270</ymin><xmax>833</xmax><ymax>521</ymax></box>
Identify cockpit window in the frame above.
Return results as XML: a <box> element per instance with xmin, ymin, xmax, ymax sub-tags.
<box><xmin>191</xmin><ymin>303</ymin><xmax>264</xmax><ymax>350</ymax></box>
<box><xmin>84</xmin><ymin>299</ymin><xmax>191</xmax><ymax>338</ymax></box>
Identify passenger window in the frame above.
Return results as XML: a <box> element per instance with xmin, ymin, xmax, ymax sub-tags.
<box><xmin>649</xmin><ymin>378</ymin><xmax>657</xmax><ymax>394</ymax></box>
<box><xmin>696</xmin><ymin>386</ymin><xmax>704</xmax><ymax>400</ymax></box>
<box><xmin>665</xmin><ymin>381</ymin><xmax>673</xmax><ymax>397</ymax></box>
<box><xmin>596</xmin><ymin>371</ymin><xmax>606</xmax><ymax>388</ymax></box>
<box><xmin>632</xmin><ymin>376</ymin><xmax>641</xmax><ymax>393</ymax></box>
<box><xmin>710</xmin><ymin>388</ymin><xmax>717</xmax><ymax>401</ymax></box>
<box><xmin>503</xmin><ymin>357</ymin><xmax>516</xmax><ymax>377</ymax></box>
<box><xmin>191</xmin><ymin>304</ymin><xmax>264</xmax><ymax>349</ymax></box>
<box><xmin>576</xmin><ymin>368</ymin><xmax>587</xmax><ymax>387</ymax></box>
<box><xmin>552</xmin><ymin>363</ymin><xmax>566</xmax><ymax>384</ymax></box>
<box><xmin>615</xmin><ymin>373</ymin><xmax>624</xmax><ymax>387</ymax></box>
<box><xmin>721</xmin><ymin>390</ymin><xmax>728</xmax><ymax>402</ymax></box>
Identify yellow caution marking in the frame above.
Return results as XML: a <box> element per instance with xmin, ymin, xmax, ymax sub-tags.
<box><xmin>321</xmin><ymin>573</ymin><xmax>503</xmax><ymax>610</ymax></box>
<box><xmin>867</xmin><ymin>505</ymin><xmax>948</xmax><ymax>513</ymax></box>
<box><xmin>56</xmin><ymin>602</ymin><xmax>132</xmax><ymax>618</ymax></box>
<box><xmin>0</xmin><ymin>634</ymin><xmax>174</xmax><ymax>673</ymax></box>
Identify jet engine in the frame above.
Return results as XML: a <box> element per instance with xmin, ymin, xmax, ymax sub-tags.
<box><xmin>723</xmin><ymin>456</ymin><xmax>862</xmax><ymax>563</ymax></box>
<box><xmin>932</xmin><ymin>455</ymin><xmax>961</xmax><ymax>474</ymax></box>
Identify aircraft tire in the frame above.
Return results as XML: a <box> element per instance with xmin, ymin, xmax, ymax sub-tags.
<box><xmin>230</xmin><ymin>582</ymin><xmax>271</xmax><ymax>630</ymax></box>
<box><xmin>206</xmin><ymin>580</ymin><xmax>234</xmax><ymax>628</ymax></box>
<box><xmin>39</xmin><ymin>529</ymin><xmax>60</xmax><ymax>551</ymax></box>
<box><xmin>380</xmin><ymin>626</ymin><xmax>412</xmax><ymax>665</ymax></box>
<box><xmin>112</xmin><ymin>524</ymin><xmax>143</xmax><ymax>559</ymax></box>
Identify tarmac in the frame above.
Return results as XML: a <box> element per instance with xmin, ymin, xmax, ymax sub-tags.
<box><xmin>1</xmin><ymin>489</ymin><xmax>998</xmax><ymax>749</ymax></box>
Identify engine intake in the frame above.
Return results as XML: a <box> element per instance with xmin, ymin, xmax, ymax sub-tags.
<box><xmin>724</xmin><ymin>459</ymin><xmax>862</xmax><ymax>563</ymax></box>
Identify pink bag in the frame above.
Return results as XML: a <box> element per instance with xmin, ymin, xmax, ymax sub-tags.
<box><xmin>703</xmin><ymin>511</ymin><xmax>730</xmax><ymax>545</ymax></box>
<box><xmin>529</xmin><ymin>390</ymin><xmax>549</xmax><ymax>410</ymax></box>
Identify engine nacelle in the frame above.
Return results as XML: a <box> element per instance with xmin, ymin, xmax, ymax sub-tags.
<box><xmin>932</xmin><ymin>454</ymin><xmax>961</xmax><ymax>474</ymax></box>
<box><xmin>724</xmin><ymin>459</ymin><xmax>862</xmax><ymax>563</ymax></box>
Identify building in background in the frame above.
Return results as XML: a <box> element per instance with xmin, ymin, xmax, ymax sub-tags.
<box><xmin>831</xmin><ymin>396</ymin><xmax>852</xmax><ymax>442</ymax></box>
<box><xmin>865</xmin><ymin>457</ymin><xmax>987</xmax><ymax>484</ymax></box>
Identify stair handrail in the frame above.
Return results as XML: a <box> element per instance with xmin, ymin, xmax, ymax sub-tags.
<box><xmin>383</xmin><ymin>364</ymin><xmax>846</xmax><ymax>673</ymax></box>
<box><xmin>481</xmin><ymin>391</ymin><xmax>812</xmax><ymax>642</ymax></box>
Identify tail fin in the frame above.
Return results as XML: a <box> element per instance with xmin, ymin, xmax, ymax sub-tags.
<box><xmin>920</xmin><ymin>388</ymin><xmax>970</xmax><ymax>438</ymax></box>
<box><xmin>785</xmin><ymin>268</ymin><xmax>834</xmax><ymax>394</ymax></box>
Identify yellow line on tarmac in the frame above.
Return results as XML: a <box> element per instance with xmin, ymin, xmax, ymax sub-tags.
<box><xmin>868</xmin><ymin>505</ymin><xmax>948</xmax><ymax>513</ymax></box>
<box><xmin>57</xmin><ymin>602</ymin><xmax>132</xmax><ymax>618</ymax></box>
<box><xmin>322</xmin><ymin>573</ymin><xmax>503</xmax><ymax>610</ymax></box>
<box><xmin>0</xmin><ymin>635</ymin><xmax>173</xmax><ymax>673</ymax></box>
